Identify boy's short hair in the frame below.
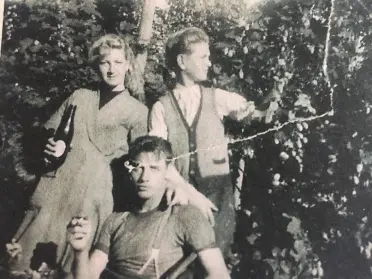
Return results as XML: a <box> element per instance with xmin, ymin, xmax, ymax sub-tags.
<box><xmin>165</xmin><ymin>27</ymin><xmax>209</xmax><ymax>72</ymax></box>
<box><xmin>128</xmin><ymin>135</ymin><xmax>173</xmax><ymax>164</ymax></box>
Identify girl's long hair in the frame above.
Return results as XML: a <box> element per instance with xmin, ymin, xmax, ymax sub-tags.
<box><xmin>88</xmin><ymin>34</ymin><xmax>144</xmax><ymax>102</ymax></box>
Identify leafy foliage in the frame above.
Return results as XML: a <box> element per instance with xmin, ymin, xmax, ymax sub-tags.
<box><xmin>1</xmin><ymin>0</ymin><xmax>372</xmax><ymax>278</ymax></box>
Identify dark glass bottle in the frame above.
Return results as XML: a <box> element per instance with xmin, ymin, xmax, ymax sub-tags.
<box><xmin>45</xmin><ymin>104</ymin><xmax>77</xmax><ymax>171</ymax></box>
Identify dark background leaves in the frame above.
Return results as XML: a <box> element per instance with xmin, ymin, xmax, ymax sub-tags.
<box><xmin>1</xmin><ymin>0</ymin><xmax>372</xmax><ymax>278</ymax></box>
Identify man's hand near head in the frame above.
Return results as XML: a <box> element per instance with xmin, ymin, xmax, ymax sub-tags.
<box><xmin>66</xmin><ymin>217</ymin><xmax>108</xmax><ymax>279</ymax></box>
<box><xmin>67</xmin><ymin>217</ymin><xmax>91</xmax><ymax>252</ymax></box>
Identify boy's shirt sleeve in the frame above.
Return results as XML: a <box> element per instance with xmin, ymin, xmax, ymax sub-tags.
<box><xmin>177</xmin><ymin>205</ymin><xmax>217</xmax><ymax>252</ymax></box>
<box><xmin>148</xmin><ymin>101</ymin><xmax>169</xmax><ymax>140</ymax></box>
<box><xmin>215</xmin><ymin>88</ymin><xmax>256</xmax><ymax>121</ymax></box>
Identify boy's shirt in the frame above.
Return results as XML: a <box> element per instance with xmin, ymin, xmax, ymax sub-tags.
<box><xmin>148</xmin><ymin>84</ymin><xmax>255</xmax><ymax>139</ymax></box>
<box><xmin>94</xmin><ymin>204</ymin><xmax>216</xmax><ymax>279</ymax></box>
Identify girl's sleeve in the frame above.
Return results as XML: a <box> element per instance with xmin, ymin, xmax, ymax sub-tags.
<box><xmin>128</xmin><ymin>102</ymin><xmax>148</xmax><ymax>143</ymax></box>
<box><xmin>44</xmin><ymin>93</ymin><xmax>75</xmax><ymax>131</ymax></box>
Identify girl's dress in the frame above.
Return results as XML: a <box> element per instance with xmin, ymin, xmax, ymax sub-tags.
<box><xmin>11</xmin><ymin>88</ymin><xmax>148</xmax><ymax>272</ymax></box>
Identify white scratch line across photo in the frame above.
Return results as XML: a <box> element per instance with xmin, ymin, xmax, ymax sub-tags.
<box><xmin>172</xmin><ymin>0</ymin><xmax>336</xmax><ymax>161</ymax></box>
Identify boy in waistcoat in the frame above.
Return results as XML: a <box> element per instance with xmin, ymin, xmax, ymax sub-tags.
<box><xmin>149</xmin><ymin>27</ymin><xmax>276</xmax><ymax>259</ymax></box>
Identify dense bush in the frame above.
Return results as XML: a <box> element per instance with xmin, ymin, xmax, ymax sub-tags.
<box><xmin>1</xmin><ymin>0</ymin><xmax>372</xmax><ymax>278</ymax></box>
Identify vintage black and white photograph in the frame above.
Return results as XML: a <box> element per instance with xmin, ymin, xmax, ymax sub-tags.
<box><xmin>0</xmin><ymin>0</ymin><xmax>371</xmax><ymax>278</ymax></box>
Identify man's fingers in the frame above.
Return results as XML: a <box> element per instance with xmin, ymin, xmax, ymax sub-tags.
<box><xmin>166</xmin><ymin>187</ymin><xmax>190</xmax><ymax>207</ymax></box>
<box><xmin>67</xmin><ymin>217</ymin><xmax>91</xmax><ymax>233</ymax></box>
<box><xmin>68</xmin><ymin>226</ymin><xmax>90</xmax><ymax>234</ymax></box>
<box><xmin>71</xmin><ymin>219</ymin><xmax>90</xmax><ymax>227</ymax></box>
<box><xmin>69</xmin><ymin>216</ymin><xmax>89</xmax><ymax>226</ymax></box>
<box><xmin>207</xmin><ymin>200</ymin><xmax>218</xmax><ymax>212</ymax></box>
<box><xmin>10</xmin><ymin>250</ymin><xmax>21</xmax><ymax>258</ymax></box>
<box><xmin>166</xmin><ymin>189</ymin><xmax>173</xmax><ymax>206</ymax></box>
<box><xmin>72</xmin><ymin>215</ymin><xmax>88</xmax><ymax>220</ymax></box>
<box><xmin>6</xmin><ymin>240</ymin><xmax>22</xmax><ymax>255</ymax></box>
<box><xmin>71</xmin><ymin>232</ymin><xmax>86</xmax><ymax>239</ymax></box>
<box><xmin>67</xmin><ymin>226</ymin><xmax>91</xmax><ymax>236</ymax></box>
<box><xmin>206</xmin><ymin>209</ymin><xmax>215</xmax><ymax>227</ymax></box>
<box><xmin>13</xmin><ymin>243</ymin><xmax>22</xmax><ymax>251</ymax></box>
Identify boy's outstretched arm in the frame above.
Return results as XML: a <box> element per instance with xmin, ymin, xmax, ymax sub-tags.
<box><xmin>215</xmin><ymin>88</ymin><xmax>279</xmax><ymax>124</ymax></box>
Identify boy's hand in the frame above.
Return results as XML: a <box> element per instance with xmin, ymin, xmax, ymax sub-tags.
<box><xmin>230</xmin><ymin>101</ymin><xmax>256</xmax><ymax>121</ymax></box>
<box><xmin>6</xmin><ymin>238</ymin><xmax>22</xmax><ymax>261</ymax></box>
<box><xmin>67</xmin><ymin>217</ymin><xmax>91</xmax><ymax>252</ymax></box>
<box><xmin>166</xmin><ymin>185</ymin><xmax>189</xmax><ymax>207</ymax></box>
<box><xmin>165</xmin><ymin>182</ymin><xmax>217</xmax><ymax>226</ymax></box>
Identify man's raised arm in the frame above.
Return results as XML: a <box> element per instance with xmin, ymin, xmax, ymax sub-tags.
<box><xmin>66</xmin><ymin>217</ymin><xmax>108</xmax><ymax>279</ymax></box>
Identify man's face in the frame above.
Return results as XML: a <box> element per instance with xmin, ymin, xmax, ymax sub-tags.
<box><xmin>180</xmin><ymin>42</ymin><xmax>211</xmax><ymax>82</ymax></box>
<box><xmin>98</xmin><ymin>48</ymin><xmax>128</xmax><ymax>91</ymax></box>
<box><xmin>130</xmin><ymin>152</ymin><xmax>168</xmax><ymax>200</ymax></box>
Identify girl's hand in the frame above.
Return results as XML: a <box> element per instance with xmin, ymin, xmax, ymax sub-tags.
<box><xmin>44</xmin><ymin>137</ymin><xmax>66</xmax><ymax>163</ymax></box>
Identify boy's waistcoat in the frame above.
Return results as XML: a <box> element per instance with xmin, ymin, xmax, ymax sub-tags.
<box><xmin>159</xmin><ymin>86</ymin><xmax>230</xmax><ymax>185</ymax></box>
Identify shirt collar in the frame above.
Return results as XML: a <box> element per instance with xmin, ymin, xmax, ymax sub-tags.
<box><xmin>173</xmin><ymin>83</ymin><xmax>201</xmax><ymax>101</ymax></box>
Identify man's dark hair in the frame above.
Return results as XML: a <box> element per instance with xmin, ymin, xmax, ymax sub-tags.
<box><xmin>128</xmin><ymin>135</ymin><xmax>173</xmax><ymax>164</ymax></box>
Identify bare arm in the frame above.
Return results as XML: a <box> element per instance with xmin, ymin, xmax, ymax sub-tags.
<box><xmin>198</xmin><ymin>248</ymin><xmax>230</xmax><ymax>279</ymax></box>
<box><xmin>215</xmin><ymin>89</ymin><xmax>278</xmax><ymax>124</ymax></box>
<box><xmin>66</xmin><ymin>217</ymin><xmax>108</xmax><ymax>279</ymax></box>
<box><xmin>69</xmin><ymin>250</ymin><xmax>108</xmax><ymax>279</ymax></box>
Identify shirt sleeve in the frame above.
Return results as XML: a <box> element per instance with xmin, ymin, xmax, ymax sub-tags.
<box><xmin>215</xmin><ymin>88</ymin><xmax>256</xmax><ymax>121</ymax></box>
<box><xmin>94</xmin><ymin>214</ymin><xmax>116</xmax><ymax>255</ymax></box>
<box><xmin>44</xmin><ymin>93</ymin><xmax>75</xmax><ymax>131</ymax></box>
<box><xmin>177</xmin><ymin>205</ymin><xmax>217</xmax><ymax>252</ymax></box>
<box><xmin>148</xmin><ymin>101</ymin><xmax>168</xmax><ymax>140</ymax></box>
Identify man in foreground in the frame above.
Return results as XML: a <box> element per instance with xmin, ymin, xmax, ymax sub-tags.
<box><xmin>66</xmin><ymin>135</ymin><xmax>230</xmax><ymax>279</ymax></box>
